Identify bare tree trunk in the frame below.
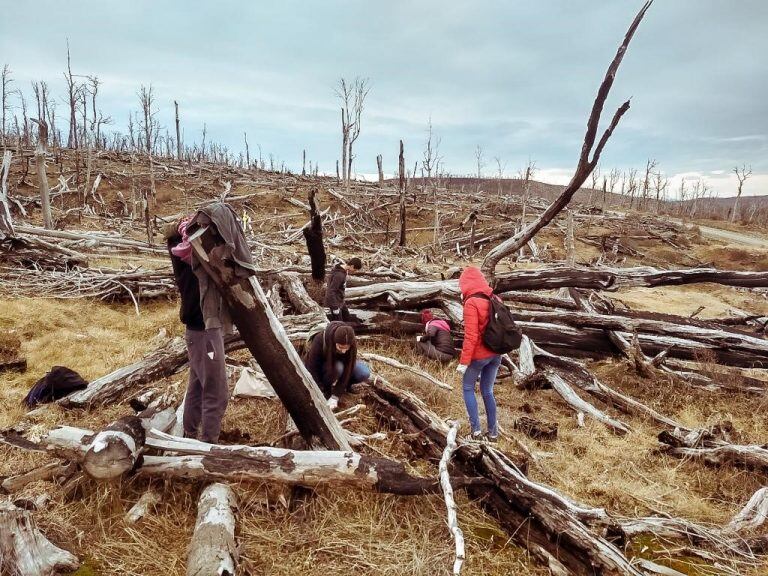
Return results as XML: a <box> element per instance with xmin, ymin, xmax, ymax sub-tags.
<box><xmin>32</xmin><ymin>119</ymin><xmax>53</xmax><ymax>229</ymax></box>
<box><xmin>0</xmin><ymin>150</ymin><xmax>13</xmax><ymax>235</ymax></box>
<box><xmin>340</xmin><ymin>108</ymin><xmax>348</xmax><ymax>184</ymax></box>
<box><xmin>174</xmin><ymin>100</ymin><xmax>182</xmax><ymax>160</ymax></box>
<box><xmin>481</xmin><ymin>2</ymin><xmax>651</xmax><ymax>280</ymax></box>
<box><xmin>302</xmin><ymin>149</ymin><xmax>306</xmax><ymax>176</ymax></box>
<box><xmin>398</xmin><ymin>140</ymin><xmax>406</xmax><ymax>247</ymax></box>
<box><xmin>376</xmin><ymin>154</ymin><xmax>383</xmax><ymax>184</ymax></box>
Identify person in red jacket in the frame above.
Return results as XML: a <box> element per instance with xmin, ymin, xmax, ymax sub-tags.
<box><xmin>457</xmin><ymin>266</ymin><xmax>500</xmax><ymax>441</ymax></box>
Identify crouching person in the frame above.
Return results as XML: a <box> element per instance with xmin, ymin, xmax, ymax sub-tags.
<box><xmin>415</xmin><ymin>310</ymin><xmax>456</xmax><ymax>363</ymax></box>
<box><xmin>304</xmin><ymin>322</ymin><xmax>370</xmax><ymax>409</ymax></box>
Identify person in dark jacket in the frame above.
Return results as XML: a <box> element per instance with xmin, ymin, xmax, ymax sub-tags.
<box><xmin>415</xmin><ymin>310</ymin><xmax>456</xmax><ymax>363</ymax></box>
<box><xmin>166</xmin><ymin>218</ymin><xmax>228</xmax><ymax>444</ymax></box>
<box><xmin>304</xmin><ymin>322</ymin><xmax>370</xmax><ymax>409</ymax></box>
<box><xmin>457</xmin><ymin>266</ymin><xmax>501</xmax><ymax>442</ymax></box>
<box><xmin>324</xmin><ymin>257</ymin><xmax>362</xmax><ymax>322</ymax></box>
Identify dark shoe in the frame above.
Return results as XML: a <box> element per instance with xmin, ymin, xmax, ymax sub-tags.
<box><xmin>486</xmin><ymin>433</ymin><xmax>499</xmax><ymax>443</ymax></box>
<box><xmin>465</xmin><ymin>430</ymin><xmax>483</xmax><ymax>442</ymax></box>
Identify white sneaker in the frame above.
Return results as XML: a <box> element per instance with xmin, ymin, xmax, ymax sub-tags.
<box><xmin>327</xmin><ymin>396</ymin><xmax>339</xmax><ymax>410</ymax></box>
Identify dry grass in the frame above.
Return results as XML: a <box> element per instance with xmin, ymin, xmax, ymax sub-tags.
<box><xmin>4</xmin><ymin>225</ymin><xmax>768</xmax><ymax>574</ymax></box>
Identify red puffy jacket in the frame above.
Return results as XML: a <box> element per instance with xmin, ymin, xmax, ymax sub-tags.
<box><xmin>458</xmin><ymin>266</ymin><xmax>497</xmax><ymax>365</ymax></box>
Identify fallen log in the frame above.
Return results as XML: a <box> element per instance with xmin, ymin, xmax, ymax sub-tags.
<box><xmin>187</xmin><ymin>483</ymin><xmax>238</xmax><ymax>576</ymax></box>
<box><xmin>438</xmin><ymin>421</ymin><xmax>465</xmax><ymax>576</ymax></box>
<box><xmin>139</xmin><ymin>430</ymin><xmax>485</xmax><ymax>495</ymax></box>
<box><xmin>0</xmin><ymin>461</ymin><xmax>73</xmax><ymax>494</ymax></box>
<box><xmin>359</xmin><ymin>352</ymin><xmax>452</xmax><ymax>390</ymax></box>
<box><xmin>125</xmin><ymin>489</ymin><xmax>160</xmax><ymax>524</ymax></box>
<box><xmin>363</xmin><ymin>377</ymin><xmax>643</xmax><ymax>575</ymax></box>
<box><xmin>0</xmin><ymin>500</ymin><xmax>80</xmax><ymax>576</ymax></box>
<box><xmin>658</xmin><ymin>428</ymin><xmax>768</xmax><ymax>473</ymax></box>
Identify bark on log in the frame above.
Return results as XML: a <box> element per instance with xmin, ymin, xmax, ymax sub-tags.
<box><xmin>0</xmin><ymin>149</ymin><xmax>13</xmax><ymax>235</ymax></box>
<box><xmin>188</xmin><ymin>224</ymin><xmax>350</xmax><ymax>450</ymax></box>
<box><xmin>658</xmin><ymin>428</ymin><xmax>768</xmax><ymax>473</ymax></box>
<box><xmin>359</xmin><ymin>352</ymin><xmax>452</xmax><ymax>390</ymax></box>
<box><xmin>125</xmin><ymin>489</ymin><xmax>161</xmax><ymax>524</ymax></box>
<box><xmin>139</xmin><ymin>430</ymin><xmax>483</xmax><ymax>495</ymax></box>
<box><xmin>83</xmin><ymin>416</ymin><xmax>145</xmax><ymax>480</ymax></box>
<box><xmin>187</xmin><ymin>483</ymin><xmax>238</xmax><ymax>576</ymax></box>
<box><xmin>0</xmin><ymin>500</ymin><xmax>79</xmax><ymax>576</ymax></box>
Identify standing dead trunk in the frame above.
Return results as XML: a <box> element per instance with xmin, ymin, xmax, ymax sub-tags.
<box><xmin>31</xmin><ymin>119</ymin><xmax>52</xmax><ymax>229</ymax></box>
<box><xmin>481</xmin><ymin>2</ymin><xmax>651</xmax><ymax>280</ymax></box>
<box><xmin>398</xmin><ymin>140</ymin><xmax>406</xmax><ymax>247</ymax></box>
<box><xmin>302</xmin><ymin>188</ymin><xmax>326</xmax><ymax>282</ymax></box>
<box><xmin>0</xmin><ymin>150</ymin><xmax>13</xmax><ymax>235</ymax></box>
<box><xmin>174</xmin><ymin>100</ymin><xmax>182</xmax><ymax>160</ymax></box>
<box><xmin>376</xmin><ymin>154</ymin><xmax>384</xmax><ymax>184</ymax></box>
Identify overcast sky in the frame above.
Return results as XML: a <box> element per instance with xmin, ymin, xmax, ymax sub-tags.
<box><xmin>2</xmin><ymin>1</ymin><xmax>767</xmax><ymax>197</ymax></box>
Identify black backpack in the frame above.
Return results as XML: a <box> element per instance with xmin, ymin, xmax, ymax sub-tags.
<box><xmin>468</xmin><ymin>294</ymin><xmax>523</xmax><ymax>354</ymax></box>
<box><xmin>22</xmin><ymin>366</ymin><xmax>88</xmax><ymax>408</ymax></box>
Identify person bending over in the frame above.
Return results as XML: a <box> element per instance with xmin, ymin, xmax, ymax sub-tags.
<box><xmin>415</xmin><ymin>309</ymin><xmax>456</xmax><ymax>363</ymax></box>
<box><xmin>304</xmin><ymin>322</ymin><xmax>370</xmax><ymax>409</ymax></box>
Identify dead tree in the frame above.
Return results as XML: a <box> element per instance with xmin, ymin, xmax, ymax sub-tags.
<box><xmin>398</xmin><ymin>140</ymin><xmax>406</xmax><ymax>246</ymax></box>
<box><xmin>302</xmin><ymin>187</ymin><xmax>326</xmax><ymax>282</ymax></box>
<box><xmin>376</xmin><ymin>154</ymin><xmax>383</xmax><ymax>184</ymax></box>
<box><xmin>0</xmin><ymin>150</ymin><xmax>13</xmax><ymax>235</ymax></box>
<box><xmin>482</xmin><ymin>1</ymin><xmax>652</xmax><ymax>280</ymax></box>
<box><xmin>474</xmin><ymin>144</ymin><xmax>484</xmax><ymax>194</ymax></box>
<box><xmin>731</xmin><ymin>163</ymin><xmax>752</xmax><ymax>223</ymax></box>
<box><xmin>174</xmin><ymin>100</ymin><xmax>182</xmax><ymax>159</ymax></box>
<box><xmin>1</xmin><ymin>64</ymin><xmax>12</xmax><ymax>147</ymax></box>
<box><xmin>336</xmin><ymin>77</ymin><xmax>370</xmax><ymax>192</ymax></box>
<box><xmin>64</xmin><ymin>41</ymin><xmax>80</xmax><ymax>149</ymax></box>
<box><xmin>31</xmin><ymin>118</ymin><xmax>52</xmax><ymax>229</ymax></box>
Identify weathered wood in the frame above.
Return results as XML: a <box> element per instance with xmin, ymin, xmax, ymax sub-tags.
<box><xmin>659</xmin><ymin>427</ymin><xmax>768</xmax><ymax>473</ymax></box>
<box><xmin>439</xmin><ymin>421</ymin><xmax>465</xmax><ymax>575</ymax></box>
<box><xmin>83</xmin><ymin>416</ymin><xmax>145</xmax><ymax>480</ymax></box>
<box><xmin>545</xmin><ymin>372</ymin><xmax>631</xmax><ymax>434</ymax></box>
<box><xmin>302</xmin><ymin>187</ymin><xmax>326</xmax><ymax>282</ymax></box>
<box><xmin>125</xmin><ymin>490</ymin><xmax>160</xmax><ymax>524</ymax></box>
<box><xmin>188</xmin><ymin>224</ymin><xmax>350</xmax><ymax>450</ymax></box>
<box><xmin>0</xmin><ymin>461</ymin><xmax>71</xmax><ymax>494</ymax></box>
<box><xmin>359</xmin><ymin>352</ymin><xmax>452</xmax><ymax>390</ymax></box>
<box><xmin>0</xmin><ymin>150</ymin><xmax>13</xmax><ymax>235</ymax></box>
<box><xmin>364</xmin><ymin>377</ymin><xmax>643</xmax><ymax>576</ymax></box>
<box><xmin>0</xmin><ymin>500</ymin><xmax>79</xmax><ymax>576</ymax></box>
<box><xmin>187</xmin><ymin>483</ymin><xmax>237</xmax><ymax>576</ymax></box>
<box><xmin>482</xmin><ymin>2</ymin><xmax>651</xmax><ymax>278</ymax></box>
<box><xmin>139</xmin><ymin>430</ymin><xmax>482</xmax><ymax>495</ymax></box>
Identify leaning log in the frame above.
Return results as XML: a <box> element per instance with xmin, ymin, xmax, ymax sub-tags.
<box><xmin>0</xmin><ymin>500</ymin><xmax>79</xmax><ymax>576</ymax></box>
<box><xmin>187</xmin><ymin>483</ymin><xmax>238</xmax><ymax>576</ymax></box>
<box><xmin>188</xmin><ymin>224</ymin><xmax>350</xmax><ymax>450</ymax></box>
<box><xmin>481</xmin><ymin>2</ymin><xmax>650</xmax><ymax>278</ymax></box>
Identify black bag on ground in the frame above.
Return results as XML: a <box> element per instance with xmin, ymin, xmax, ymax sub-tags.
<box><xmin>470</xmin><ymin>294</ymin><xmax>523</xmax><ymax>354</ymax></box>
<box><xmin>22</xmin><ymin>366</ymin><xmax>88</xmax><ymax>407</ymax></box>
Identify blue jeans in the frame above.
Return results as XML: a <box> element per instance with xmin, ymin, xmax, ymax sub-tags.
<box><xmin>322</xmin><ymin>360</ymin><xmax>371</xmax><ymax>397</ymax></box>
<box><xmin>462</xmin><ymin>355</ymin><xmax>501</xmax><ymax>436</ymax></box>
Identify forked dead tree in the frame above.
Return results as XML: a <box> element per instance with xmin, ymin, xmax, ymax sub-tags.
<box><xmin>482</xmin><ymin>0</ymin><xmax>652</xmax><ymax>280</ymax></box>
<box><xmin>731</xmin><ymin>163</ymin><xmax>752</xmax><ymax>223</ymax></box>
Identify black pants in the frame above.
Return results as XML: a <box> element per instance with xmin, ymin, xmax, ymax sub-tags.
<box><xmin>327</xmin><ymin>305</ymin><xmax>351</xmax><ymax>322</ymax></box>
<box><xmin>183</xmin><ymin>327</ymin><xmax>228</xmax><ymax>443</ymax></box>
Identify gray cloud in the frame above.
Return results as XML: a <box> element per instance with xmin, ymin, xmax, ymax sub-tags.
<box><xmin>1</xmin><ymin>0</ymin><xmax>766</xmax><ymax>196</ymax></box>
